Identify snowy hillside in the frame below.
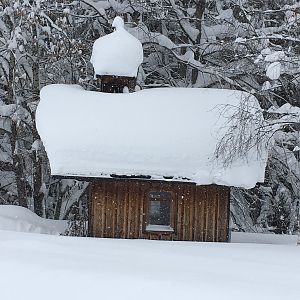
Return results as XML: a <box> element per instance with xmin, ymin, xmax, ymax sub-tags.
<box><xmin>0</xmin><ymin>230</ymin><xmax>299</xmax><ymax>300</ymax></box>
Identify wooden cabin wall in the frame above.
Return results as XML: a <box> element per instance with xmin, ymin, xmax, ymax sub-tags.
<box><xmin>89</xmin><ymin>179</ymin><xmax>230</xmax><ymax>242</ymax></box>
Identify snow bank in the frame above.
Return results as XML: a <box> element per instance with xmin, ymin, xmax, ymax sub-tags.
<box><xmin>231</xmin><ymin>232</ymin><xmax>298</xmax><ymax>245</ymax></box>
<box><xmin>0</xmin><ymin>230</ymin><xmax>299</xmax><ymax>300</ymax></box>
<box><xmin>0</xmin><ymin>205</ymin><xmax>67</xmax><ymax>235</ymax></box>
<box><xmin>37</xmin><ymin>84</ymin><xmax>268</xmax><ymax>188</ymax></box>
<box><xmin>90</xmin><ymin>16</ymin><xmax>143</xmax><ymax>77</ymax></box>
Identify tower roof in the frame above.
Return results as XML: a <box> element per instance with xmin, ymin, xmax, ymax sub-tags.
<box><xmin>90</xmin><ymin>16</ymin><xmax>143</xmax><ymax>77</ymax></box>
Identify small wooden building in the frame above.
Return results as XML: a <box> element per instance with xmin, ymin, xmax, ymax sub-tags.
<box><xmin>36</xmin><ymin>17</ymin><xmax>267</xmax><ymax>242</ymax></box>
<box><xmin>89</xmin><ymin>179</ymin><xmax>230</xmax><ymax>242</ymax></box>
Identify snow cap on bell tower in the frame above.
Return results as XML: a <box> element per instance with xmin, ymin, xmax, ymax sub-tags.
<box><xmin>90</xmin><ymin>16</ymin><xmax>143</xmax><ymax>77</ymax></box>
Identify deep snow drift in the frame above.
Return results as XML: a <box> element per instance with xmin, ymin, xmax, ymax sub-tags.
<box><xmin>0</xmin><ymin>205</ymin><xmax>67</xmax><ymax>234</ymax></box>
<box><xmin>0</xmin><ymin>230</ymin><xmax>299</xmax><ymax>300</ymax></box>
<box><xmin>37</xmin><ymin>85</ymin><xmax>268</xmax><ymax>188</ymax></box>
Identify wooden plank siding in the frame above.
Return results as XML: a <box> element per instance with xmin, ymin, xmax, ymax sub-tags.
<box><xmin>89</xmin><ymin>178</ymin><xmax>230</xmax><ymax>242</ymax></box>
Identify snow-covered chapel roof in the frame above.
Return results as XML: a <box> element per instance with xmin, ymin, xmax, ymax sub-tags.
<box><xmin>36</xmin><ymin>85</ymin><xmax>268</xmax><ymax>189</ymax></box>
<box><xmin>90</xmin><ymin>16</ymin><xmax>143</xmax><ymax>77</ymax></box>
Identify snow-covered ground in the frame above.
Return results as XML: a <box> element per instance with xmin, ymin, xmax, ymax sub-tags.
<box><xmin>0</xmin><ymin>230</ymin><xmax>299</xmax><ymax>300</ymax></box>
<box><xmin>0</xmin><ymin>205</ymin><xmax>299</xmax><ymax>300</ymax></box>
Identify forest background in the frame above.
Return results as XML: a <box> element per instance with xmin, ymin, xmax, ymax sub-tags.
<box><xmin>0</xmin><ymin>0</ymin><xmax>299</xmax><ymax>235</ymax></box>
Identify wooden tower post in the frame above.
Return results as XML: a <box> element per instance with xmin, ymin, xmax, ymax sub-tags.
<box><xmin>96</xmin><ymin>74</ymin><xmax>136</xmax><ymax>93</ymax></box>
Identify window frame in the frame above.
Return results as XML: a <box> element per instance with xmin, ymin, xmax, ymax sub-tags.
<box><xmin>144</xmin><ymin>190</ymin><xmax>175</xmax><ymax>233</ymax></box>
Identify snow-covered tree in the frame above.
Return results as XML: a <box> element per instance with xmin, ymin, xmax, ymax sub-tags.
<box><xmin>0</xmin><ymin>0</ymin><xmax>94</xmax><ymax>217</ymax></box>
<box><xmin>0</xmin><ymin>0</ymin><xmax>299</xmax><ymax>233</ymax></box>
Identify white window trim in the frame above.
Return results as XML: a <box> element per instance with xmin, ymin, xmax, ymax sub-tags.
<box><xmin>145</xmin><ymin>224</ymin><xmax>174</xmax><ymax>232</ymax></box>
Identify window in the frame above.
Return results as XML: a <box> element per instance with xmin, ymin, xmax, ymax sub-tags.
<box><xmin>146</xmin><ymin>191</ymin><xmax>174</xmax><ymax>232</ymax></box>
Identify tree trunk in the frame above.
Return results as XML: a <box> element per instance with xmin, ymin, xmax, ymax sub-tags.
<box><xmin>10</xmin><ymin>122</ymin><xmax>28</xmax><ymax>208</ymax></box>
<box><xmin>192</xmin><ymin>0</ymin><xmax>206</xmax><ymax>85</ymax></box>
<box><xmin>54</xmin><ymin>182</ymin><xmax>63</xmax><ymax>220</ymax></box>
<box><xmin>32</xmin><ymin>151</ymin><xmax>44</xmax><ymax>217</ymax></box>
<box><xmin>31</xmin><ymin>22</ymin><xmax>45</xmax><ymax>216</ymax></box>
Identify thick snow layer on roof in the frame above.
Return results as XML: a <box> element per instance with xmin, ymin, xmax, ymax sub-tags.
<box><xmin>90</xmin><ymin>17</ymin><xmax>143</xmax><ymax>77</ymax></box>
<box><xmin>36</xmin><ymin>84</ymin><xmax>268</xmax><ymax>188</ymax></box>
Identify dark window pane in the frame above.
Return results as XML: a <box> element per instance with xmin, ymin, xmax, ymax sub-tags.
<box><xmin>148</xmin><ymin>192</ymin><xmax>171</xmax><ymax>226</ymax></box>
